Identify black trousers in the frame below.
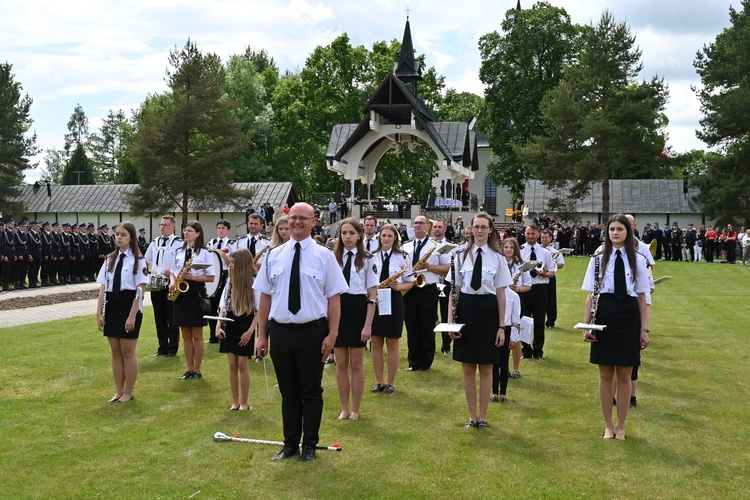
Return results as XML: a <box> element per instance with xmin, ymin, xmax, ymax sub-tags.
<box><xmin>521</xmin><ymin>284</ymin><xmax>548</xmax><ymax>357</ymax></box>
<box><xmin>14</xmin><ymin>257</ymin><xmax>28</xmax><ymax>286</ymax></box>
<box><xmin>704</xmin><ymin>240</ymin><xmax>715</xmax><ymax>262</ymax></box>
<box><xmin>151</xmin><ymin>289</ymin><xmax>179</xmax><ymax>355</ymax></box>
<box><xmin>1</xmin><ymin>258</ymin><xmax>14</xmax><ymax>287</ymax></box>
<box><xmin>404</xmin><ymin>284</ymin><xmax>439</xmax><ymax>370</ymax></box>
<box><xmin>27</xmin><ymin>256</ymin><xmax>41</xmax><ymax>285</ymax></box>
<box><xmin>438</xmin><ymin>282</ymin><xmax>452</xmax><ymax>351</ymax></box>
<box><xmin>545</xmin><ymin>277</ymin><xmax>558</xmax><ymax>327</ymax></box>
<box><xmin>492</xmin><ymin>326</ymin><xmax>512</xmax><ymax>394</ymax></box>
<box><xmin>727</xmin><ymin>241</ymin><xmax>737</xmax><ymax>263</ymax></box>
<box><xmin>270</xmin><ymin>319</ymin><xmax>328</xmax><ymax>448</ymax></box>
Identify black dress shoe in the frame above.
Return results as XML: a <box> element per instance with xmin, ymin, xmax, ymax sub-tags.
<box><xmin>166</xmin><ymin>353</ymin><xmax>176</xmax><ymax>358</ymax></box>
<box><xmin>406</xmin><ymin>366</ymin><xmax>418</xmax><ymax>371</ymax></box>
<box><xmin>271</xmin><ymin>446</ymin><xmax>299</xmax><ymax>461</ymax></box>
<box><xmin>299</xmin><ymin>446</ymin><xmax>316</xmax><ymax>462</ymax></box>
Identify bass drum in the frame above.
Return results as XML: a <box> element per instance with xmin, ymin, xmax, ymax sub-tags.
<box><xmin>204</xmin><ymin>250</ymin><xmax>225</xmax><ymax>298</ymax></box>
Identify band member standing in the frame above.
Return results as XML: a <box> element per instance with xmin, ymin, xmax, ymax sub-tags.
<box><xmin>403</xmin><ymin>215</ymin><xmax>447</xmax><ymax>371</ymax></box>
<box><xmin>137</xmin><ymin>228</ymin><xmax>148</xmax><ymax>256</ymax></box>
<box><xmin>362</xmin><ymin>216</ymin><xmax>378</xmax><ymax>253</ymax></box>
<box><xmin>448</xmin><ymin>213</ymin><xmax>511</xmax><ymax>429</ymax></box>
<box><xmin>26</xmin><ymin>221</ymin><xmax>42</xmax><ymax>288</ymax></box>
<box><xmin>96</xmin><ymin>222</ymin><xmax>147</xmax><ymax>404</ymax></box>
<box><xmin>333</xmin><ymin>218</ymin><xmax>377</xmax><ymax>419</ymax></box>
<box><xmin>254</xmin><ymin>203</ymin><xmax>348</xmax><ymax>462</ymax></box>
<box><xmin>14</xmin><ymin>221</ymin><xmax>30</xmax><ymax>289</ymax></box>
<box><xmin>171</xmin><ymin>221</ymin><xmax>215</xmax><ymax>380</ymax></box>
<box><xmin>68</xmin><ymin>224</ymin><xmax>81</xmax><ymax>283</ymax></box>
<box><xmin>520</xmin><ymin>225</ymin><xmax>555</xmax><ymax>360</ymax></box>
<box><xmin>40</xmin><ymin>222</ymin><xmax>54</xmax><ymax>286</ymax></box>
<box><xmin>215</xmin><ymin>248</ymin><xmax>258</xmax><ymax>411</ymax></box>
<box><xmin>502</xmin><ymin>238</ymin><xmax>532</xmax><ymax>379</ymax></box>
<box><xmin>144</xmin><ymin>215</ymin><xmax>182</xmax><ymax>357</ymax></box>
<box><xmin>540</xmin><ymin>229</ymin><xmax>565</xmax><ymax>329</ymax></box>
<box><xmin>236</xmin><ymin>213</ymin><xmax>270</xmax><ymax>265</ymax></box>
<box><xmin>370</xmin><ymin>224</ymin><xmax>413</xmax><ymax>394</ymax></box>
<box><xmin>97</xmin><ymin>224</ymin><xmax>115</xmax><ymax>272</ymax></box>
<box><xmin>207</xmin><ymin>219</ymin><xmax>235</xmax><ymax>344</ymax></box>
<box><xmin>87</xmin><ymin>224</ymin><xmax>99</xmax><ymax>281</ymax></box>
<box><xmin>432</xmin><ymin>220</ymin><xmax>455</xmax><ymax>355</ymax></box>
<box><xmin>51</xmin><ymin>222</ymin><xmax>65</xmax><ymax>285</ymax></box>
<box><xmin>1</xmin><ymin>220</ymin><xmax>16</xmax><ymax>291</ymax></box>
<box><xmin>582</xmin><ymin>214</ymin><xmax>650</xmax><ymax>440</ymax></box>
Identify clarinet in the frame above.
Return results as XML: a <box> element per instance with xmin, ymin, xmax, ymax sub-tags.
<box><xmin>450</xmin><ymin>254</ymin><xmax>458</xmax><ymax>322</ymax></box>
<box><xmin>590</xmin><ymin>255</ymin><xmax>601</xmax><ymax>324</ymax></box>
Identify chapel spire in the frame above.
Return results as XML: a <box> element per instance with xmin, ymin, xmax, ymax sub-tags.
<box><xmin>394</xmin><ymin>17</ymin><xmax>422</xmax><ymax>95</ymax></box>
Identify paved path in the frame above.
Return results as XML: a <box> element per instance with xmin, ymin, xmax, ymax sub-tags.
<box><xmin>0</xmin><ymin>283</ymin><xmax>152</xmax><ymax>329</ymax></box>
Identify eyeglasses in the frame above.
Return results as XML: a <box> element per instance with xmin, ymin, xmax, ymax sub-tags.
<box><xmin>413</xmin><ymin>221</ymin><xmax>427</xmax><ymax>225</ymax></box>
<box><xmin>472</xmin><ymin>225</ymin><xmax>491</xmax><ymax>231</ymax></box>
<box><xmin>288</xmin><ymin>215</ymin><xmax>313</xmax><ymax>222</ymax></box>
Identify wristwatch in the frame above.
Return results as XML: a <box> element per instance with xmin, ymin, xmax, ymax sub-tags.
<box><xmin>640</xmin><ymin>327</ymin><xmax>650</xmax><ymax>333</ymax></box>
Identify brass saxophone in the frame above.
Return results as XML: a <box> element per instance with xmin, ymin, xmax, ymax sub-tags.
<box><xmin>403</xmin><ymin>240</ymin><xmax>437</xmax><ymax>296</ymax></box>
<box><xmin>168</xmin><ymin>253</ymin><xmax>194</xmax><ymax>301</ymax></box>
<box><xmin>378</xmin><ymin>253</ymin><xmax>409</xmax><ymax>289</ymax></box>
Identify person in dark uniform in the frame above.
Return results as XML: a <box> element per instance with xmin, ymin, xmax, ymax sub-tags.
<box><xmin>40</xmin><ymin>222</ymin><xmax>54</xmax><ymax>286</ymax></box>
<box><xmin>653</xmin><ymin>222</ymin><xmax>664</xmax><ymax>260</ymax></box>
<box><xmin>59</xmin><ymin>223</ymin><xmax>72</xmax><ymax>283</ymax></box>
<box><xmin>69</xmin><ymin>224</ymin><xmax>82</xmax><ymax>283</ymax></box>
<box><xmin>51</xmin><ymin>222</ymin><xmax>64</xmax><ymax>285</ymax></box>
<box><xmin>14</xmin><ymin>221</ymin><xmax>30</xmax><ymax>289</ymax></box>
<box><xmin>333</xmin><ymin>218</ymin><xmax>377</xmax><ymax>420</ymax></box>
<box><xmin>254</xmin><ymin>202</ymin><xmax>348</xmax><ymax>462</ymax></box>
<box><xmin>96</xmin><ymin>221</ymin><xmax>147</xmax><ymax>403</ymax></box>
<box><xmin>370</xmin><ymin>224</ymin><xmax>413</xmax><ymax>395</ymax></box>
<box><xmin>216</xmin><ymin>248</ymin><xmax>258</xmax><ymax>411</ymax></box>
<box><xmin>144</xmin><ymin>215</ymin><xmax>182</xmax><ymax>357</ymax></box>
<box><xmin>87</xmin><ymin>224</ymin><xmax>98</xmax><ymax>281</ymax></box>
<box><xmin>587</xmin><ymin>223</ymin><xmax>600</xmax><ymax>256</ymax></box>
<box><xmin>77</xmin><ymin>224</ymin><xmax>90</xmax><ymax>282</ymax></box>
<box><xmin>97</xmin><ymin>224</ymin><xmax>114</xmax><ymax>273</ymax></box>
<box><xmin>671</xmin><ymin>223</ymin><xmax>682</xmax><ymax>261</ymax></box>
<box><xmin>447</xmin><ymin>213</ymin><xmax>511</xmax><ymax>429</ymax></box>
<box><xmin>137</xmin><ymin>228</ymin><xmax>148</xmax><ymax>256</ymax></box>
<box><xmin>0</xmin><ymin>221</ymin><xmax>4</xmax><ymax>291</ymax></box>
<box><xmin>1</xmin><ymin>220</ymin><xmax>16</xmax><ymax>291</ymax></box>
<box><xmin>26</xmin><ymin>221</ymin><xmax>42</xmax><ymax>288</ymax></box>
<box><xmin>170</xmin><ymin>221</ymin><xmax>215</xmax><ymax>380</ymax></box>
<box><xmin>581</xmin><ymin>214</ymin><xmax>650</xmax><ymax>440</ymax></box>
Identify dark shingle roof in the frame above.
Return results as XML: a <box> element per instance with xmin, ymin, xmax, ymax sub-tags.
<box><xmin>16</xmin><ymin>182</ymin><xmax>294</xmax><ymax>214</ymax></box>
<box><xmin>524</xmin><ymin>179</ymin><xmax>703</xmax><ymax>214</ymax></box>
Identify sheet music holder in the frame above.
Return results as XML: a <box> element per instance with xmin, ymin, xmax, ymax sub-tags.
<box><xmin>434</xmin><ymin>323</ymin><xmax>465</xmax><ymax>333</ymax></box>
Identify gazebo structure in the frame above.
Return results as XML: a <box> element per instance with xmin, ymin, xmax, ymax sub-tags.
<box><xmin>325</xmin><ymin>18</ymin><xmax>480</xmax><ymax>215</ymax></box>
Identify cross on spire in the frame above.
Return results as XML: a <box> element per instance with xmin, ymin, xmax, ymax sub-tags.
<box><xmin>405</xmin><ymin>6</ymin><xmax>411</xmax><ymax>19</ymax></box>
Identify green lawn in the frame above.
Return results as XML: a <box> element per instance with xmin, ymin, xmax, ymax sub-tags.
<box><xmin>1</xmin><ymin>258</ymin><xmax>748</xmax><ymax>498</ymax></box>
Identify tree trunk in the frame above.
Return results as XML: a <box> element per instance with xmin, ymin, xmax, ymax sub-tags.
<box><xmin>601</xmin><ymin>172</ymin><xmax>610</xmax><ymax>223</ymax></box>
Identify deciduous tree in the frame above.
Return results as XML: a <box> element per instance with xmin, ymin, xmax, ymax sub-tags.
<box><xmin>61</xmin><ymin>143</ymin><xmax>95</xmax><ymax>185</ymax></box>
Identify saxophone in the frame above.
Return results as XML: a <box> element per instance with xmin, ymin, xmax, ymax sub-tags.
<box><xmin>403</xmin><ymin>240</ymin><xmax>437</xmax><ymax>296</ymax></box>
<box><xmin>378</xmin><ymin>254</ymin><xmax>409</xmax><ymax>289</ymax></box>
<box><xmin>168</xmin><ymin>253</ymin><xmax>194</xmax><ymax>301</ymax></box>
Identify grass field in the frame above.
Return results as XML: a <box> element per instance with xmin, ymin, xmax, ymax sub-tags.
<box><xmin>1</xmin><ymin>258</ymin><xmax>748</xmax><ymax>499</ymax></box>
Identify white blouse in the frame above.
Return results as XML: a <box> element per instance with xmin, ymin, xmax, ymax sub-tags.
<box><xmin>505</xmin><ymin>287</ymin><xmax>522</xmax><ymax>342</ymax></box>
<box><xmin>97</xmin><ymin>248</ymin><xmax>148</xmax><ymax>292</ymax></box>
<box><xmin>371</xmin><ymin>249</ymin><xmax>413</xmax><ymax>285</ymax></box>
<box><xmin>581</xmin><ymin>247</ymin><xmax>650</xmax><ymax>297</ymax></box>
<box><xmin>505</xmin><ymin>259</ymin><xmax>533</xmax><ymax>288</ymax></box>
<box><xmin>339</xmin><ymin>247</ymin><xmax>379</xmax><ymax>295</ymax></box>
<box><xmin>450</xmin><ymin>244</ymin><xmax>512</xmax><ymax>295</ymax></box>
<box><xmin>171</xmin><ymin>246</ymin><xmax>217</xmax><ymax>279</ymax></box>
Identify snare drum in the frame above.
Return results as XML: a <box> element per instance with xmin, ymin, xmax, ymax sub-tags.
<box><xmin>147</xmin><ymin>273</ymin><xmax>170</xmax><ymax>291</ymax></box>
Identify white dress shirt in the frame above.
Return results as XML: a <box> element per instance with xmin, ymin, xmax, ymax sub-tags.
<box><xmin>236</xmin><ymin>233</ymin><xmax>270</xmax><ymax>255</ymax></box>
<box><xmin>371</xmin><ymin>249</ymin><xmax>413</xmax><ymax>285</ymax></box>
<box><xmin>402</xmin><ymin>237</ymin><xmax>442</xmax><ymax>284</ymax></box>
<box><xmin>253</xmin><ymin>237</ymin><xmax>349</xmax><ymax>324</ymax></box>
<box><xmin>144</xmin><ymin>235</ymin><xmax>181</xmax><ymax>274</ymax></box>
<box><xmin>449</xmin><ymin>244</ymin><xmax>512</xmax><ymax>295</ymax></box>
<box><xmin>520</xmin><ymin>243</ymin><xmax>555</xmax><ymax>285</ymax></box>
<box><xmin>172</xmin><ymin>246</ymin><xmax>217</xmax><ymax>279</ymax></box>
<box><xmin>506</xmin><ymin>259</ymin><xmax>533</xmax><ymax>288</ymax></box>
<box><xmin>340</xmin><ymin>247</ymin><xmax>379</xmax><ymax>295</ymax></box>
<box><xmin>208</xmin><ymin>236</ymin><xmax>233</xmax><ymax>271</ymax></box>
<box><xmin>97</xmin><ymin>248</ymin><xmax>148</xmax><ymax>292</ymax></box>
<box><xmin>581</xmin><ymin>247</ymin><xmax>650</xmax><ymax>297</ymax></box>
<box><xmin>505</xmin><ymin>288</ymin><xmax>522</xmax><ymax>342</ymax></box>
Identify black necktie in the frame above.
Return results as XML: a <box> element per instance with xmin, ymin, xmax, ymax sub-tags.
<box><xmin>216</xmin><ymin>239</ymin><xmax>222</xmax><ymax>249</ymax></box>
<box><xmin>471</xmin><ymin>248</ymin><xmax>483</xmax><ymax>291</ymax></box>
<box><xmin>249</xmin><ymin>237</ymin><xmax>256</xmax><ymax>256</ymax></box>
<box><xmin>160</xmin><ymin>237</ymin><xmax>165</xmax><ymax>246</ymax></box>
<box><xmin>288</xmin><ymin>242</ymin><xmax>301</xmax><ymax>314</ymax></box>
<box><xmin>186</xmin><ymin>246</ymin><xmax>192</xmax><ymax>261</ymax></box>
<box><xmin>343</xmin><ymin>251</ymin><xmax>353</xmax><ymax>285</ymax></box>
<box><xmin>380</xmin><ymin>252</ymin><xmax>390</xmax><ymax>282</ymax></box>
<box><xmin>530</xmin><ymin>246</ymin><xmax>538</xmax><ymax>278</ymax></box>
<box><xmin>366</xmin><ymin>239</ymin><xmax>371</xmax><ymax>251</ymax></box>
<box><xmin>112</xmin><ymin>253</ymin><xmax>125</xmax><ymax>293</ymax></box>
<box><xmin>615</xmin><ymin>249</ymin><xmax>626</xmax><ymax>300</ymax></box>
<box><xmin>414</xmin><ymin>239</ymin><xmax>424</xmax><ymax>262</ymax></box>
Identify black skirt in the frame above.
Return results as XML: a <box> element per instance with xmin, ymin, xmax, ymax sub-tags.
<box><xmin>103</xmin><ymin>290</ymin><xmax>142</xmax><ymax>339</ymax></box>
<box><xmin>219</xmin><ymin>310</ymin><xmax>255</xmax><ymax>357</ymax></box>
<box><xmin>453</xmin><ymin>294</ymin><xmax>500</xmax><ymax>365</ymax></box>
<box><xmin>590</xmin><ymin>293</ymin><xmax>640</xmax><ymax>366</ymax></box>
<box><xmin>372</xmin><ymin>290</ymin><xmax>404</xmax><ymax>338</ymax></box>
<box><xmin>172</xmin><ymin>282</ymin><xmax>208</xmax><ymax>327</ymax></box>
<box><xmin>336</xmin><ymin>293</ymin><xmax>367</xmax><ymax>348</ymax></box>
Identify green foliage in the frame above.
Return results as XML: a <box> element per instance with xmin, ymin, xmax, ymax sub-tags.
<box><xmin>3</xmin><ymin>259</ymin><xmax>750</xmax><ymax>498</ymax></box>
<box><xmin>39</xmin><ymin>148</ymin><xmax>67</xmax><ymax>184</ymax></box>
<box><xmin>0</xmin><ymin>62</ymin><xmax>37</xmax><ymax>215</ymax></box>
<box><xmin>693</xmin><ymin>0</ymin><xmax>750</xmax><ymax>222</ymax></box>
<box><xmin>64</xmin><ymin>103</ymin><xmax>89</xmax><ymax>155</ymax></box>
<box><xmin>61</xmin><ymin>143</ymin><xmax>95</xmax><ymax>185</ymax></box>
<box><xmin>88</xmin><ymin>109</ymin><xmax>134</xmax><ymax>184</ymax></box>
<box><xmin>479</xmin><ymin>1</ymin><xmax>581</xmax><ymax>201</ymax></box>
<box><xmin>127</xmin><ymin>40</ymin><xmax>252</xmax><ymax>227</ymax></box>
<box><xmin>516</xmin><ymin>10</ymin><xmax>671</xmax><ymax>220</ymax></box>
<box><xmin>436</xmin><ymin>89</ymin><xmax>483</xmax><ymax>124</ymax></box>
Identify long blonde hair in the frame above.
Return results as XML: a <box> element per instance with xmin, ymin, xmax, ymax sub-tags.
<box><xmin>270</xmin><ymin>216</ymin><xmax>289</xmax><ymax>246</ymax></box>
<box><xmin>228</xmin><ymin>248</ymin><xmax>254</xmax><ymax>316</ymax></box>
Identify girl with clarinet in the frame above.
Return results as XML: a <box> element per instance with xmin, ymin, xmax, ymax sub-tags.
<box><xmin>448</xmin><ymin>213</ymin><xmax>512</xmax><ymax>429</ymax></box>
<box><xmin>96</xmin><ymin>222</ymin><xmax>147</xmax><ymax>403</ymax></box>
<box><xmin>215</xmin><ymin>248</ymin><xmax>258</xmax><ymax>411</ymax></box>
<box><xmin>582</xmin><ymin>214</ymin><xmax>650</xmax><ymax>440</ymax></box>
<box><xmin>333</xmin><ymin>218</ymin><xmax>378</xmax><ymax>419</ymax></box>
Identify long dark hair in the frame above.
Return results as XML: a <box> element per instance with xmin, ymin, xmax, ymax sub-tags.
<box><xmin>181</xmin><ymin>220</ymin><xmax>205</xmax><ymax>255</ymax></box>
<box><xmin>600</xmin><ymin>213</ymin><xmax>638</xmax><ymax>281</ymax></box>
<box><xmin>107</xmin><ymin>221</ymin><xmax>139</xmax><ymax>276</ymax></box>
<box><xmin>335</xmin><ymin>218</ymin><xmax>366</xmax><ymax>271</ymax></box>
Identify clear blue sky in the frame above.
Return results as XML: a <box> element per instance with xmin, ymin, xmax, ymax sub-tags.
<box><xmin>0</xmin><ymin>0</ymin><xmax>741</xmax><ymax>182</ymax></box>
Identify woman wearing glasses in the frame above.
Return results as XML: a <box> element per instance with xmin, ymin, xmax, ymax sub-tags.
<box><xmin>448</xmin><ymin>213</ymin><xmax>512</xmax><ymax>429</ymax></box>
<box><xmin>171</xmin><ymin>221</ymin><xmax>216</xmax><ymax>380</ymax></box>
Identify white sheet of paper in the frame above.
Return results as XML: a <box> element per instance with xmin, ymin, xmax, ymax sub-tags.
<box><xmin>519</xmin><ymin>316</ymin><xmax>534</xmax><ymax>344</ymax></box>
<box><xmin>377</xmin><ymin>288</ymin><xmax>392</xmax><ymax>315</ymax></box>
<box><xmin>574</xmin><ymin>322</ymin><xmax>606</xmax><ymax>331</ymax></box>
<box><xmin>433</xmin><ymin>323</ymin><xmax>465</xmax><ymax>333</ymax></box>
